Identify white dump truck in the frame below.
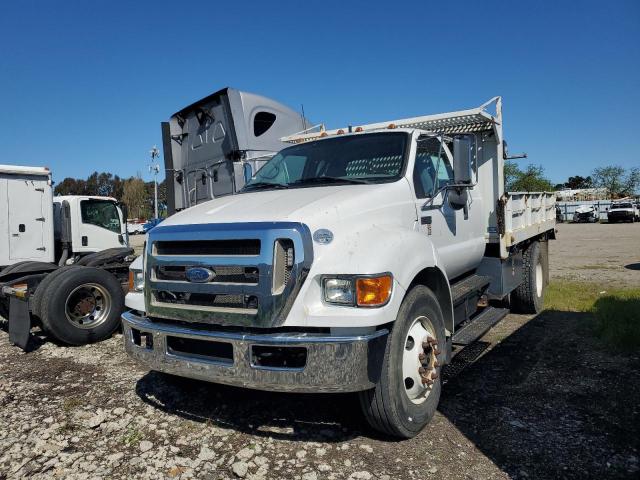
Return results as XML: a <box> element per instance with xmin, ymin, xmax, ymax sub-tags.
<box><xmin>123</xmin><ymin>97</ymin><xmax>556</xmax><ymax>438</ymax></box>
<box><xmin>0</xmin><ymin>165</ymin><xmax>134</xmax><ymax>349</ymax></box>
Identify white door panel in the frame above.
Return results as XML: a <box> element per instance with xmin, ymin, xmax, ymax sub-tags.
<box><xmin>413</xmin><ymin>136</ymin><xmax>485</xmax><ymax>279</ymax></box>
<box><xmin>7</xmin><ymin>179</ymin><xmax>48</xmax><ymax>260</ymax></box>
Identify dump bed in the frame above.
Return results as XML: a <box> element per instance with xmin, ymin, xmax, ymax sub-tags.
<box><xmin>500</xmin><ymin>192</ymin><xmax>556</xmax><ymax>252</ymax></box>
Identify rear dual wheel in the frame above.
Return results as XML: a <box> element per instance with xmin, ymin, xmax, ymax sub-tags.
<box><xmin>511</xmin><ymin>241</ymin><xmax>547</xmax><ymax>314</ymax></box>
<box><xmin>359</xmin><ymin>285</ymin><xmax>445</xmax><ymax>438</ymax></box>
<box><xmin>39</xmin><ymin>267</ymin><xmax>124</xmax><ymax>345</ymax></box>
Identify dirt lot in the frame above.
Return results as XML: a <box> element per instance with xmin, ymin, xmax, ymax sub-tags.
<box><xmin>1</xmin><ymin>225</ymin><xmax>639</xmax><ymax>479</ymax></box>
<box><xmin>550</xmin><ymin>223</ymin><xmax>640</xmax><ymax>287</ymax></box>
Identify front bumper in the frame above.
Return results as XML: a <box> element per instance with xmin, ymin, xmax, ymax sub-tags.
<box><xmin>122</xmin><ymin>311</ymin><xmax>388</xmax><ymax>393</ymax></box>
<box><xmin>608</xmin><ymin>212</ymin><xmax>633</xmax><ymax>220</ymax></box>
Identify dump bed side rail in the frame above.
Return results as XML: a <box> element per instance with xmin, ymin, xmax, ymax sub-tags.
<box><xmin>501</xmin><ymin>192</ymin><xmax>556</xmax><ymax>255</ymax></box>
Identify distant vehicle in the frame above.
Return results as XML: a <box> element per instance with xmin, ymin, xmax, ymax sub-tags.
<box><xmin>127</xmin><ymin>220</ymin><xmax>146</xmax><ymax>235</ymax></box>
<box><xmin>143</xmin><ymin>218</ymin><xmax>163</xmax><ymax>233</ymax></box>
<box><xmin>607</xmin><ymin>201</ymin><xmax>639</xmax><ymax>223</ymax></box>
<box><xmin>573</xmin><ymin>205</ymin><xmax>599</xmax><ymax>223</ymax></box>
<box><xmin>0</xmin><ymin>165</ymin><xmax>134</xmax><ymax>350</ymax></box>
<box><xmin>162</xmin><ymin>87</ymin><xmax>313</xmax><ymax>215</ymax></box>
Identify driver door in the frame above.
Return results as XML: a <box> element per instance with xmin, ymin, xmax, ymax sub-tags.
<box><xmin>412</xmin><ymin>135</ymin><xmax>484</xmax><ymax>279</ymax></box>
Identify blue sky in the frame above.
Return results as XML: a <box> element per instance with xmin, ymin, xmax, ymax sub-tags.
<box><xmin>1</xmin><ymin>0</ymin><xmax>638</xmax><ymax>185</ymax></box>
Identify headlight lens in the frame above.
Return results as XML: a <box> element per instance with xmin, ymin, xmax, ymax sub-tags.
<box><xmin>323</xmin><ymin>278</ymin><xmax>354</xmax><ymax>305</ymax></box>
<box><xmin>323</xmin><ymin>274</ymin><xmax>393</xmax><ymax>307</ymax></box>
<box><xmin>128</xmin><ymin>269</ymin><xmax>144</xmax><ymax>292</ymax></box>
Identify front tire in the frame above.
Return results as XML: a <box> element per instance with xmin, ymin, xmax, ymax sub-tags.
<box><xmin>359</xmin><ymin>285</ymin><xmax>446</xmax><ymax>438</ymax></box>
<box><xmin>40</xmin><ymin>266</ymin><xmax>124</xmax><ymax>345</ymax></box>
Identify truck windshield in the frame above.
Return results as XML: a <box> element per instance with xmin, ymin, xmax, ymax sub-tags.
<box><xmin>80</xmin><ymin>199</ymin><xmax>121</xmax><ymax>233</ymax></box>
<box><xmin>613</xmin><ymin>203</ymin><xmax>632</xmax><ymax>208</ymax></box>
<box><xmin>242</xmin><ymin>132</ymin><xmax>408</xmax><ymax>191</ymax></box>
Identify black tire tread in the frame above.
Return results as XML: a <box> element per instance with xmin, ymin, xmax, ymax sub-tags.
<box><xmin>40</xmin><ymin>266</ymin><xmax>124</xmax><ymax>345</ymax></box>
<box><xmin>359</xmin><ymin>285</ymin><xmax>444</xmax><ymax>438</ymax></box>
<box><xmin>32</xmin><ymin>266</ymin><xmax>78</xmax><ymax>322</ymax></box>
<box><xmin>511</xmin><ymin>241</ymin><xmax>544</xmax><ymax>314</ymax></box>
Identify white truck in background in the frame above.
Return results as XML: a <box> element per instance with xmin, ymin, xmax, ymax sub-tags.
<box><xmin>0</xmin><ymin>165</ymin><xmax>134</xmax><ymax>349</ymax></box>
<box><xmin>607</xmin><ymin>200</ymin><xmax>639</xmax><ymax>223</ymax></box>
<box><xmin>123</xmin><ymin>97</ymin><xmax>556</xmax><ymax>438</ymax></box>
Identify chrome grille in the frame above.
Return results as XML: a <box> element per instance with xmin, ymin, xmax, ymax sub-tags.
<box><xmin>154</xmin><ymin>265</ymin><xmax>259</xmax><ymax>284</ymax></box>
<box><xmin>145</xmin><ymin>222</ymin><xmax>313</xmax><ymax>328</ymax></box>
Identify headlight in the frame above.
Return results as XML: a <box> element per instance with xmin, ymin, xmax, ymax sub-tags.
<box><xmin>128</xmin><ymin>269</ymin><xmax>144</xmax><ymax>292</ymax></box>
<box><xmin>323</xmin><ymin>278</ymin><xmax>355</xmax><ymax>305</ymax></box>
<box><xmin>323</xmin><ymin>274</ymin><xmax>392</xmax><ymax>307</ymax></box>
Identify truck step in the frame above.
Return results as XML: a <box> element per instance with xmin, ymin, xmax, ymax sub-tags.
<box><xmin>450</xmin><ymin>274</ymin><xmax>492</xmax><ymax>304</ymax></box>
<box><xmin>452</xmin><ymin>306</ymin><xmax>508</xmax><ymax>346</ymax></box>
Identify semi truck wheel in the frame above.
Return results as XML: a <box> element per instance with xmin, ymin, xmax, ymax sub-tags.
<box><xmin>40</xmin><ymin>267</ymin><xmax>124</xmax><ymax>345</ymax></box>
<box><xmin>511</xmin><ymin>241</ymin><xmax>546</xmax><ymax>314</ymax></box>
<box><xmin>359</xmin><ymin>285</ymin><xmax>445</xmax><ymax>438</ymax></box>
<box><xmin>32</xmin><ymin>266</ymin><xmax>77</xmax><ymax>321</ymax></box>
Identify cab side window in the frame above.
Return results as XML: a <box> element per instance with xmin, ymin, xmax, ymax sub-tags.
<box><xmin>413</xmin><ymin>137</ymin><xmax>453</xmax><ymax>198</ymax></box>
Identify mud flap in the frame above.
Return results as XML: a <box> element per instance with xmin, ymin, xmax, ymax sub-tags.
<box><xmin>8</xmin><ymin>295</ymin><xmax>31</xmax><ymax>350</ymax></box>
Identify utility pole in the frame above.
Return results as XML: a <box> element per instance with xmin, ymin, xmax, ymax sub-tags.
<box><xmin>149</xmin><ymin>146</ymin><xmax>160</xmax><ymax>219</ymax></box>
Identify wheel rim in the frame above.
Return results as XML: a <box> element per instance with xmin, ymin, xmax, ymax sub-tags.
<box><xmin>65</xmin><ymin>283</ymin><xmax>112</xmax><ymax>329</ymax></box>
<box><xmin>402</xmin><ymin>316</ymin><xmax>441</xmax><ymax>405</ymax></box>
<box><xmin>535</xmin><ymin>261</ymin><xmax>543</xmax><ymax>298</ymax></box>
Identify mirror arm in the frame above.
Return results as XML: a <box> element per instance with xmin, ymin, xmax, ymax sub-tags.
<box><xmin>420</xmin><ymin>182</ymin><xmax>476</xmax><ymax>211</ymax></box>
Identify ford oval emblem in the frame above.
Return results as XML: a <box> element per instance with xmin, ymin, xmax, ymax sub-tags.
<box><xmin>185</xmin><ymin>267</ymin><xmax>216</xmax><ymax>283</ymax></box>
<box><xmin>313</xmin><ymin>229</ymin><xmax>334</xmax><ymax>244</ymax></box>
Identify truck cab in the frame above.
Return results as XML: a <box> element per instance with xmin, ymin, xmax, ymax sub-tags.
<box><xmin>53</xmin><ymin>195</ymin><xmax>128</xmax><ymax>262</ymax></box>
<box><xmin>123</xmin><ymin>97</ymin><xmax>555</xmax><ymax>438</ymax></box>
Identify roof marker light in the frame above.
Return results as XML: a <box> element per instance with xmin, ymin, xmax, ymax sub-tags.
<box><xmin>337</xmin><ymin>129</ymin><xmax>345</xmax><ymax>135</ymax></box>
<box><xmin>355</xmin><ymin>127</ymin><xmax>363</xmax><ymax>132</ymax></box>
<box><xmin>388</xmin><ymin>123</ymin><xmax>397</xmax><ymax>129</ymax></box>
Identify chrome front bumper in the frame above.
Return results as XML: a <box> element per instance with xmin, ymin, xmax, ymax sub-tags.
<box><xmin>122</xmin><ymin>311</ymin><xmax>388</xmax><ymax>393</ymax></box>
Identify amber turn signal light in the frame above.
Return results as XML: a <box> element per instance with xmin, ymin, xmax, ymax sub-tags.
<box><xmin>356</xmin><ymin>275</ymin><xmax>392</xmax><ymax>307</ymax></box>
<box><xmin>128</xmin><ymin>270</ymin><xmax>135</xmax><ymax>292</ymax></box>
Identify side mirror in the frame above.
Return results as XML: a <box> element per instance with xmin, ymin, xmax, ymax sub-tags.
<box><xmin>453</xmin><ymin>136</ymin><xmax>474</xmax><ymax>184</ymax></box>
<box><xmin>243</xmin><ymin>162</ymin><xmax>253</xmax><ymax>184</ymax></box>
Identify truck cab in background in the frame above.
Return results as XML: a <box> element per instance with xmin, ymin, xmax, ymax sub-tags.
<box><xmin>162</xmin><ymin>87</ymin><xmax>314</xmax><ymax>214</ymax></box>
<box><xmin>53</xmin><ymin>195</ymin><xmax>128</xmax><ymax>265</ymax></box>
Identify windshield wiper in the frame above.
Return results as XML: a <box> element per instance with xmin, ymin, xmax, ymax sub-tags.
<box><xmin>292</xmin><ymin>176</ymin><xmax>370</xmax><ymax>186</ymax></box>
<box><xmin>242</xmin><ymin>182</ymin><xmax>289</xmax><ymax>191</ymax></box>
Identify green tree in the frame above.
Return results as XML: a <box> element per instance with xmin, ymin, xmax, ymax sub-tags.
<box><xmin>54</xmin><ymin>177</ymin><xmax>86</xmax><ymax>196</ymax></box>
<box><xmin>122</xmin><ymin>177</ymin><xmax>150</xmax><ymax>219</ymax></box>
<box><xmin>592</xmin><ymin>166</ymin><xmax>640</xmax><ymax>198</ymax></box>
<box><xmin>505</xmin><ymin>162</ymin><xmax>553</xmax><ymax>192</ymax></box>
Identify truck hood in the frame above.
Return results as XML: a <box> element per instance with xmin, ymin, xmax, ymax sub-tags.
<box><xmin>161</xmin><ymin>181</ymin><xmax>416</xmax><ymax>232</ymax></box>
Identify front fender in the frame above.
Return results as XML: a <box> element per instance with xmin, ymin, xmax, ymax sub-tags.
<box><xmin>285</xmin><ymin>224</ymin><xmax>453</xmax><ymax>329</ymax></box>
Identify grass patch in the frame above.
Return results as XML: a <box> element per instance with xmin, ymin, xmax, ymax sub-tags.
<box><xmin>122</xmin><ymin>426</ymin><xmax>143</xmax><ymax>446</ymax></box>
<box><xmin>62</xmin><ymin>396</ymin><xmax>83</xmax><ymax>413</ymax></box>
<box><xmin>545</xmin><ymin>281</ymin><xmax>640</xmax><ymax>351</ymax></box>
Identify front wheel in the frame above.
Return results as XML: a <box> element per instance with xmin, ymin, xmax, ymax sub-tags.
<box><xmin>359</xmin><ymin>285</ymin><xmax>446</xmax><ymax>438</ymax></box>
<box><xmin>40</xmin><ymin>266</ymin><xmax>124</xmax><ymax>345</ymax></box>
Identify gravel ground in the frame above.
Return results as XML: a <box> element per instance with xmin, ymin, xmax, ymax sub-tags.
<box><xmin>550</xmin><ymin>222</ymin><xmax>640</xmax><ymax>287</ymax></box>
<box><xmin>1</xmin><ymin>225</ymin><xmax>639</xmax><ymax>479</ymax></box>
